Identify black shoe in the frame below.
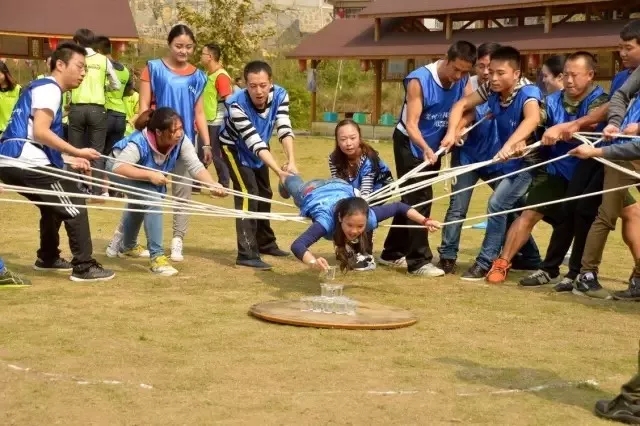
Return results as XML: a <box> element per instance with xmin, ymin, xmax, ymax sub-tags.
<box><xmin>70</xmin><ymin>261</ymin><xmax>115</xmax><ymax>282</ymax></box>
<box><xmin>33</xmin><ymin>257</ymin><xmax>73</xmax><ymax>272</ymax></box>
<box><xmin>572</xmin><ymin>272</ymin><xmax>612</xmax><ymax>299</ymax></box>
<box><xmin>353</xmin><ymin>254</ymin><xmax>376</xmax><ymax>272</ymax></box>
<box><xmin>595</xmin><ymin>395</ymin><xmax>640</xmax><ymax>424</ymax></box>
<box><xmin>519</xmin><ymin>269</ymin><xmax>557</xmax><ymax>287</ymax></box>
<box><xmin>613</xmin><ymin>277</ymin><xmax>640</xmax><ymax>301</ymax></box>
<box><xmin>236</xmin><ymin>259</ymin><xmax>273</xmax><ymax>270</ymax></box>
<box><xmin>553</xmin><ymin>277</ymin><xmax>575</xmax><ymax>292</ymax></box>
<box><xmin>259</xmin><ymin>248</ymin><xmax>290</xmax><ymax>257</ymax></box>
<box><xmin>436</xmin><ymin>258</ymin><xmax>457</xmax><ymax>274</ymax></box>
<box><xmin>461</xmin><ymin>262</ymin><xmax>489</xmax><ymax>281</ymax></box>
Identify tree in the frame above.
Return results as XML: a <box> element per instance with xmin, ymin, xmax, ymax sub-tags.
<box><xmin>177</xmin><ymin>0</ymin><xmax>277</xmax><ymax>75</ymax></box>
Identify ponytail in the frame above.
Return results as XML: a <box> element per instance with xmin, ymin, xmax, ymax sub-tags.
<box><xmin>134</xmin><ymin>109</ymin><xmax>153</xmax><ymax>131</ymax></box>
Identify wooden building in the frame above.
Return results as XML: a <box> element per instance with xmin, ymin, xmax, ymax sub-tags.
<box><xmin>0</xmin><ymin>0</ymin><xmax>138</xmax><ymax>59</ymax></box>
<box><xmin>288</xmin><ymin>0</ymin><xmax>638</xmax><ymax>137</ymax></box>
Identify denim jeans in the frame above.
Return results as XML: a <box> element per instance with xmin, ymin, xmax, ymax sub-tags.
<box><xmin>0</xmin><ymin>257</ymin><xmax>4</xmax><ymax>270</ymax></box>
<box><xmin>119</xmin><ymin>179</ymin><xmax>165</xmax><ymax>259</ymax></box>
<box><xmin>283</xmin><ymin>175</ymin><xmax>344</xmax><ymax>208</ymax></box>
<box><xmin>438</xmin><ymin>168</ymin><xmax>500</xmax><ymax>260</ymax></box>
<box><xmin>475</xmin><ymin>171</ymin><xmax>541</xmax><ymax>270</ymax></box>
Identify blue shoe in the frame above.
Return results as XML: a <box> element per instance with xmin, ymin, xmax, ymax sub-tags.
<box><xmin>278</xmin><ymin>182</ymin><xmax>290</xmax><ymax>199</ymax></box>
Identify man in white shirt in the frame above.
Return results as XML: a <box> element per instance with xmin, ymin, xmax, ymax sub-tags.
<box><xmin>0</xmin><ymin>42</ymin><xmax>115</xmax><ymax>282</ymax></box>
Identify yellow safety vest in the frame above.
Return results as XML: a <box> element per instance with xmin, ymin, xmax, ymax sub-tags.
<box><xmin>0</xmin><ymin>84</ymin><xmax>21</xmax><ymax>131</ymax></box>
<box><xmin>71</xmin><ymin>53</ymin><xmax>107</xmax><ymax>105</ymax></box>
<box><xmin>203</xmin><ymin>68</ymin><xmax>230</xmax><ymax>121</ymax></box>
<box><xmin>105</xmin><ymin>64</ymin><xmax>130</xmax><ymax>114</ymax></box>
<box><xmin>123</xmin><ymin>91</ymin><xmax>139</xmax><ymax>136</ymax></box>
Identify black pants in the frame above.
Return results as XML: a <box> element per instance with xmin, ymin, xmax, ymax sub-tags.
<box><xmin>0</xmin><ymin>166</ymin><xmax>95</xmax><ymax>271</ymax></box>
<box><xmin>380</xmin><ymin>129</ymin><xmax>441</xmax><ymax>272</ymax></box>
<box><xmin>104</xmin><ymin>111</ymin><xmax>126</xmax><ymax>155</ymax></box>
<box><xmin>68</xmin><ymin>104</ymin><xmax>108</xmax><ymax>195</ymax></box>
<box><xmin>541</xmin><ymin>159</ymin><xmax>604</xmax><ymax>279</ymax></box>
<box><xmin>197</xmin><ymin>124</ymin><xmax>230</xmax><ymax>187</ymax></box>
<box><xmin>221</xmin><ymin>146</ymin><xmax>279</xmax><ymax>260</ymax></box>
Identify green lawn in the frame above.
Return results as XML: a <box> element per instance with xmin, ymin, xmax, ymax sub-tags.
<box><xmin>1</xmin><ymin>136</ymin><xmax>639</xmax><ymax>425</ymax></box>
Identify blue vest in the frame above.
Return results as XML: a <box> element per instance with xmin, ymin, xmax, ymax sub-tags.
<box><xmin>458</xmin><ymin>101</ymin><xmax>501</xmax><ymax>174</ymax></box>
<box><xmin>544</xmin><ymin>86</ymin><xmax>606</xmax><ymax>180</ymax></box>
<box><xmin>610</xmin><ymin>69</ymin><xmax>632</xmax><ymax>99</ymax></box>
<box><xmin>0</xmin><ymin>78</ymin><xmax>64</xmax><ymax>168</ymax></box>
<box><xmin>487</xmin><ymin>84</ymin><xmax>543</xmax><ymax>174</ymax></box>
<box><xmin>400</xmin><ymin>66</ymin><xmax>468</xmax><ymax>157</ymax></box>
<box><xmin>221</xmin><ymin>85</ymin><xmax>288</xmax><ymax>169</ymax></box>
<box><xmin>341</xmin><ymin>155</ymin><xmax>393</xmax><ymax>192</ymax></box>
<box><xmin>112</xmin><ymin>130</ymin><xmax>183</xmax><ymax>192</ymax></box>
<box><xmin>299</xmin><ymin>180</ymin><xmax>377</xmax><ymax>240</ymax></box>
<box><xmin>147</xmin><ymin>59</ymin><xmax>207</xmax><ymax>144</ymax></box>
<box><xmin>615</xmin><ymin>96</ymin><xmax>640</xmax><ymax>146</ymax></box>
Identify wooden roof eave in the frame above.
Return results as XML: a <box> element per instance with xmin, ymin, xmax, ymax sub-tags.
<box><xmin>286</xmin><ymin>47</ymin><xmax>620</xmax><ymax>61</ymax></box>
<box><xmin>0</xmin><ymin>30</ymin><xmax>138</xmax><ymax>42</ymax></box>
<box><xmin>357</xmin><ymin>0</ymin><xmax>608</xmax><ymax>18</ymax></box>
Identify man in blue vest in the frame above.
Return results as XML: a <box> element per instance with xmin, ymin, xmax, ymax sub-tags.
<box><xmin>378</xmin><ymin>41</ymin><xmax>476</xmax><ymax>277</ymax></box>
<box><xmin>0</xmin><ymin>42</ymin><xmax>115</xmax><ymax>282</ymax></box>
<box><xmin>219</xmin><ymin>60</ymin><xmax>296</xmax><ymax>270</ymax></box>
<box><xmin>487</xmin><ymin>52</ymin><xmax>608</xmax><ymax>285</ymax></box>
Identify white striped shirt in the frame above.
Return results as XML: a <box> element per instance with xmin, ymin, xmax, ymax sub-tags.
<box><xmin>219</xmin><ymin>87</ymin><xmax>294</xmax><ymax>155</ymax></box>
<box><xmin>328</xmin><ymin>154</ymin><xmax>375</xmax><ymax>197</ymax></box>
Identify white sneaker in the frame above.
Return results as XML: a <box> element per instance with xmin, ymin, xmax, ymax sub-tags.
<box><xmin>409</xmin><ymin>263</ymin><xmax>445</xmax><ymax>277</ymax></box>
<box><xmin>101</xmin><ymin>192</ymin><xmax>110</xmax><ymax>198</ymax></box>
<box><xmin>106</xmin><ymin>230</ymin><xmax>123</xmax><ymax>258</ymax></box>
<box><xmin>377</xmin><ymin>256</ymin><xmax>408</xmax><ymax>268</ymax></box>
<box><xmin>354</xmin><ymin>254</ymin><xmax>376</xmax><ymax>271</ymax></box>
<box><xmin>170</xmin><ymin>237</ymin><xmax>184</xmax><ymax>262</ymax></box>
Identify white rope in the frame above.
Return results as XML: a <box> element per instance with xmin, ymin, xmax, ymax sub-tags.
<box><xmin>410</xmin><ymin>139</ymin><xmax>586</xmax><ymax>210</ymax></box>
<box><xmin>0</xmin><ymin>146</ymin><xmax>304</xmax><ymax>222</ymax></box>
<box><xmin>384</xmin><ymin>182</ymin><xmax>640</xmax><ymax>228</ymax></box>
<box><xmin>99</xmin><ymin>153</ymin><xmax>295</xmax><ymax>208</ymax></box>
<box><xmin>573</xmin><ymin>133</ymin><xmax>640</xmax><ymax>180</ymax></box>
<box><xmin>0</xmin><ymin>184</ymin><xmax>284</xmax><ymax>219</ymax></box>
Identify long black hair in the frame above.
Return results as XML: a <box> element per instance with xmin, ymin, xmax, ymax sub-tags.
<box><xmin>333</xmin><ymin>197</ymin><xmax>371</xmax><ymax>272</ymax></box>
<box><xmin>0</xmin><ymin>61</ymin><xmax>17</xmax><ymax>91</ymax></box>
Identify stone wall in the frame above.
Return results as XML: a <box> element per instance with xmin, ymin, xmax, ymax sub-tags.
<box><xmin>128</xmin><ymin>0</ymin><xmax>333</xmax><ymax>42</ymax></box>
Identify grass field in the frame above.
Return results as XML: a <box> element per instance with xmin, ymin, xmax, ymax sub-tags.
<box><xmin>1</xmin><ymin>136</ymin><xmax>640</xmax><ymax>425</ymax></box>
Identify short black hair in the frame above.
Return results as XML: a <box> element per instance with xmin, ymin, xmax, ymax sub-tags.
<box><xmin>565</xmin><ymin>51</ymin><xmax>597</xmax><ymax>72</ymax></box>
<box><xmin>93</xmin><ymin>35</ymin><xmax>111</xmax><ymax>54</ymax></box>
<box><xmin>543</xmin><ymin>55</ymin><xmax>565</xmax><ymax>76</ymax></box>
<box><xmin>490</xmin><ymin>46</ymin><xmax>521</xmax><ymax>70</ymax></box>
<box><xmin>620</xmin><ymin>20</ymin><xmax>640</xmax><ymax>45</ymax></box>
<box><xmin>477</xmin><ymin>42</ymin><xmax>501</xmax><ymax>60</ymax></box>
<box><xmin>243</xmin><ymin>60</ymin><xmax>272</xmax><ymax>81</ymax></box>
<box><xmin>73</xmin><ymin>28</ymin><xmax>95</xmax><ymax>47</ymax></box>
<box><xmin>446</xmin><ymin>41</ymin><xmax>477</xmax><ymax>64</ymax></box>
<box><xmin>204</xmin><ymin>43</ymin><xmax>221</xmax><ymax>61</ymax></box>
<box><xmin>50</xmin><ymin>42</ymin><xmax>87</xmax><ymax>72</ymax></box>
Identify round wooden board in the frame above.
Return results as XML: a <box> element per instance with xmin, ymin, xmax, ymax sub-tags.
<box><xmin>249</xmin><ymin>299</ymin><xmax>418</xmax><ymax>330</ymax></box>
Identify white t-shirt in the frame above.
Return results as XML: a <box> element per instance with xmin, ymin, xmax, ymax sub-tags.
<box><xmin>0</xmin><ymin>77</ymin><xmax>62</xmax><ymax>168</ymax></box>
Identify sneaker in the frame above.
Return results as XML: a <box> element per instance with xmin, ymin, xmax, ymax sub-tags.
<box><xmin>486</xmin><ymin>258</ymin><xmax>511</xmax><ymax>284</ymax></box>
<box><xmin>553</xmin><ymin>277</ymin><xmax>575</xmax><ymax>292</ymax></box>
<box><xmin>170</xmin><ymin>237</ymin><xmax>184</xmax><ymax>262</ymax></box>
<box><xmin>354</xmin><ymin>254</ymin><xmax>376</xmax><ymax>272</ymax></box>
<box><xmin>572</xmin><ymin>272</ymin><xmax>612</xmax><ymax>300</ymax></box>
<box><xmin>150</xmin><ymin>255</ymin><xmax>178</xmax><ymax>276</ymax></box>
<box><xmin>0</xmin><ymin>268</ymin><xmax>31</xmax><ymax>287</ymax></box>
<box><xmin>106</xmin><ymin>230</ymin><xmax>123</xmax><ymax>258</ymax></box>
<box><xmin>436</xmin><ymin>258</ymin><xmax>457</xmax><ymax>274</ymax></box>
<box><xmin>278</xmin><ymin>182</ymin><xmax>290</xmax><ymax>199</ymax></box>
<box><xmin>33</xmin><ymin>257</ymin><xmax>73</xmax><ymax>272</ymax></box>
<box><xmin>461</xmin><ymin>262</ymin><xmax>489</xmax><ymax>281</ymax></box>
<box><xmin>236</xmin><ymin>258</ymin><xmax>272</xmax><ymax>270</ymax></box>
<box><xmin>519</xmin><ymin>269</ymin><xmax>558</xmax><ymax>287</ymax></box>
<box><xmin>378</xmin><ymin>256</ymin><xmax>408</xmax><ymax>269</ymax></box>
<box><xmin>69</xmin><ymin>261</ymin><xmax>115</xmax><ymax>282</ymax></box>
<box><xmin>118</xmin><ymin>244</ymin><xmax>151</xmax><ymax>258</ymax></box>
<box><xmin>101</xmin><ymin>192</ymin><xmax>110</xmax><ymax>198</ymax></box>
<box><xmin>613</xmin><ymin>277</ymin><xmax>640</xmax><ymax>301</ymax></box>
<box><xmin>408</xmin><ymin>263</ymin><xmax>445</xmax><ymax>277</ymax></box>
<box><xmin>595</xmin><ymin>395</ymin><xmax>640</xmax><ymax>424</ymax></box>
